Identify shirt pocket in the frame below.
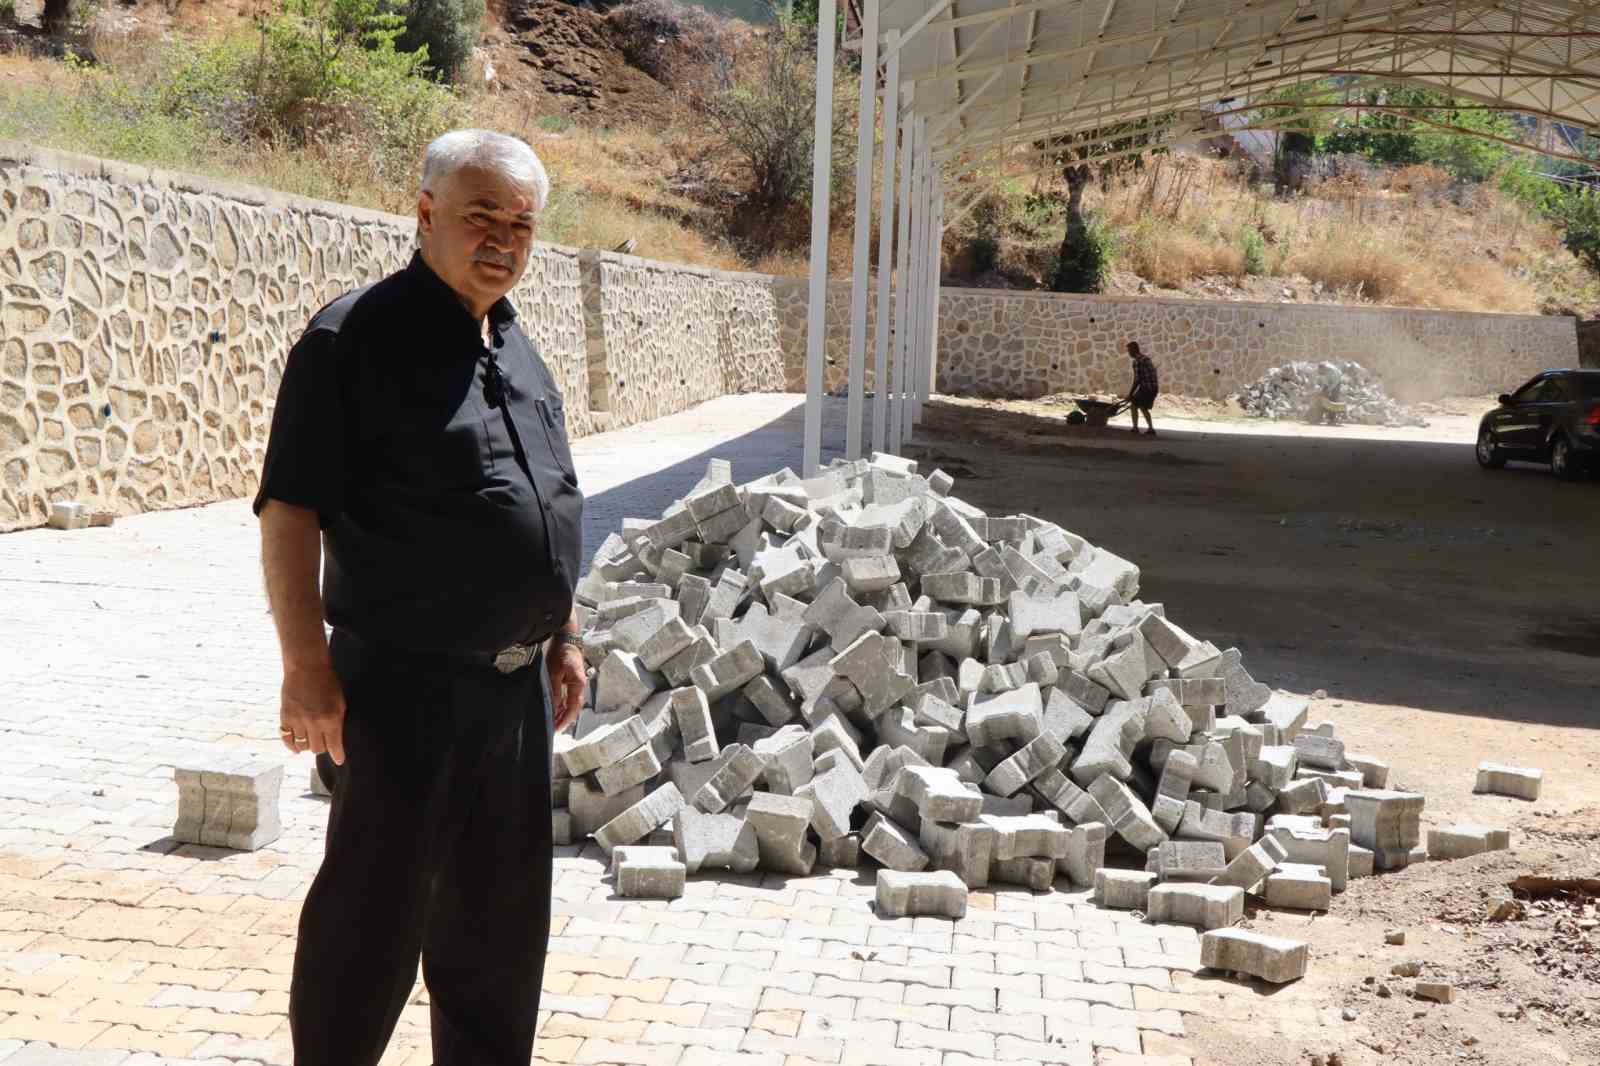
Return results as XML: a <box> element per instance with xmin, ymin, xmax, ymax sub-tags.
<box><xmin>534</xmin><ymin>396</ymin><xmax>578</xmax><ymax>486</ymax></box>
<box><xmin>381</xmin><ymin>372</ymin><xmax>494</xmax><ymax>491</ymax></box>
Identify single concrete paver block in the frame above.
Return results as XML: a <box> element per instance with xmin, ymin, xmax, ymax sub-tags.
<box><xmin>1263</xmin><ymin>863</ymin><xmax>1333</xmax><ymax>912</ymax></box>
<box><xmin>1200</xmin><ymin>929</ymin><xmax>1308</xmax><ymax>983</ymax></box>
<box><xmin>1474</xmin><ymin>762</ymin><xmax>1543</xmax><ymax>801</ymax></box>
<box><xmin>877</xmin><ymin>870</ymin><xmax>969</xmax><ymax>918</ymax></box>
<box><xmin>1427</xmin><ymin>823</ymin><xmax>1511</xmax><ymax>860</ymax></box>
<box><xmin>795</xmin><ymin>764</ymin><xmax>868</xmax><ymax>841</ymax></box>
<box><xmin>1146</xmin><ymin>883</ymin><xmax>1245</xmax><ymax>930</ymax></box>
<box><xmin>861</xmin><ymin>811</ymin><xmax>931</xmax><ymax>872</ymax></box>
<box><xmin>673</xmin><ymin>807</ymin><xmax>759</xmax><ymax>874</ymax></box>
<box><xmin>746</xmin><ymin>791</ymin><xmax>817</xmax><ymax>875</ymax></box>
<box><xmin>595</xmin><ymin>783</ymin><xmax>688</xmax><ymax>854</ymax></box>
<box><xmin>1095</xmin><ymin>869</ymin><xmax>1158</xmax><ymax>910</ymax></box>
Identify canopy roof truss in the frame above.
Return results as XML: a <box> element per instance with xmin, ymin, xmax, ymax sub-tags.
<box><xmin>885</xmin><ymin>0</ymin><xmax>1600</xmax><ymax>156</ymax></box>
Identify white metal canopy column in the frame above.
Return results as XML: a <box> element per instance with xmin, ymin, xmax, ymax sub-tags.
<box><xmin>844</xmin><ymin>0</ymin><xmax>881</xmax><ymax>461</ymax></box>
<box><xmin>800</xmin><ymin>0</ymin><xmax>838</xmax><ymax>478</ymax></box>
<box><xmin>888</xmin><ymin>102</ymin><xmax>918</xmax><ymax>455</ymax></box>
<box><xmin>871</xmin><ymin>31</ymin><xmax>903</xmax><ymax>454</ymax></box>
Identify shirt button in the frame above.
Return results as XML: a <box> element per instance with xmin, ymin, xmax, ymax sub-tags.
<box><xmin>544</xmin><ymin>612</ymin><xmax>554</xmax><ymax>622</ymax></box>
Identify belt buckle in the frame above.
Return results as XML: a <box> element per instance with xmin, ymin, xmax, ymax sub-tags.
<box><xmin>493</xmin><ymin>642</ymin><xmax>537</xmax><ymax>675</ymax></box>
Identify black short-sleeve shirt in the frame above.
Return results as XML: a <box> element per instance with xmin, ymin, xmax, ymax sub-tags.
<box><xmin>253</xmin><ymin>252</ymin><xmax>584</xmax><ymax>656</ymax></box>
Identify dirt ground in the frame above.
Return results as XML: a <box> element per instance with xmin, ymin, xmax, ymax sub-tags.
<box><xmin>906</xmin><ymin>395</ymin><xmax>1600</xmax><ymax>1066</ymax></box>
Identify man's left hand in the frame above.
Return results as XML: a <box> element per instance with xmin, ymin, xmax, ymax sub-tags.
<box><xmin>547</xmin><ymin>639</ymin><xmax>585</xmax><ymax>733</ymax></box>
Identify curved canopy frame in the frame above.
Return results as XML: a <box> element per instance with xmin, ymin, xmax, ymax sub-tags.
<box><xmin>800</xmin><ymin>0</ymin><xmax>1600</xmax><ymax>473</ymax></box>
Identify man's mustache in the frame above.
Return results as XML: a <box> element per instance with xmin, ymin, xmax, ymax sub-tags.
<box><xmin>475</xmin><ymin>251</ymin><xmax>517</xmax><ymax>269</ymax></box>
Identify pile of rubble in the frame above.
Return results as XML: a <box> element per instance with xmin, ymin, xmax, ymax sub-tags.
<box><xmin>1235</xmin><ymin>360</ymin><xmax>1425</xmax><ymax>426</ymax></box>
<box><xmin>558</xmin><ymin>453</ymin><xmax>1499</xmax><ymax>985</ymax></box>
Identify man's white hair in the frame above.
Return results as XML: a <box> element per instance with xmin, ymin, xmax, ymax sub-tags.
<box><xmin>420</xmin><ymin>129</ymin><xmax>550</xmax><ymax>213</ymax></box>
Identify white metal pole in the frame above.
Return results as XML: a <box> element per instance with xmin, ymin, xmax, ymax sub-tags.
<box><xmin>843</xmin><ymin>0</ymin><xmax>879</xmax><ymax>461</ymax></box>
<box><xmin>902</xmin><ymin>144</ymin><xmax>928</xmax><ymax>448</ymax></box>
<box><xmin>911</xmin><ymin>174</ymin><xmax>931</xmax><ymax>428</ymax></box>
<box><xmin>801</xmin><ymin>0</ymin><xmax>839</xmax><ymax>477</ymax></box>
<box><xmin>901</xmin><ymin>139</ymin><xmax>928</xmax><ymax>444</ymax></box>
<box><xmin>888</xmin><ymin>92</ymin><xmax>916</xmax><ymax>455</ymax></box>
<box><xmin>870</xmin><ymin>31</ymin><xmax>900</xmax><ymax>455</ymax></box>
<box><xmin>917</xmin><ymin>188</ymin><xmax>944</xmax><ymax>424</ymax></box>
<box><xmin>895</xmin><ymin>128</ymin><xmax>926</xmax><ymax>455</ymax></box>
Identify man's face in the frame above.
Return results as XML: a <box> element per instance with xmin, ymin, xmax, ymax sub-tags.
<box><xmin>417</xmin><ymin>164</ymin><xmax>539</xmax><ymax>313</ymax></box>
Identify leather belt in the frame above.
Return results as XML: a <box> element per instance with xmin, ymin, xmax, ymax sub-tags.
<box><xmin>335</xmin><ymin>629</ymin><xmax>542</xmax><ymax>675</ymax></box>
<box><xmin>492</xmin><ymin>642</ymin><xmax>541</xmax><ymax>675</ymax></box>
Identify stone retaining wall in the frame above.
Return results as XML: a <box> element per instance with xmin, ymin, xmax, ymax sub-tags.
<box><xmin>1</xmin><ymin>140</ymin><xmax>1577</xmax><ymax>533</ymax></box>
<box><xmin>775</xmin><ymin>281</ymin><xmax>1574</xmax><ymax>404</ymax></box>
<box><xmin>583</xmin><ymin>251</ymin><xmax>784</xmax><ymax>430</ymax></box>
<box><xmin>0</xmin><ymin>143</ymin><xmax>784</xmax><ymax>532</ymax></box>
<box><xmin>934</xmin><ymin>288</ymin><xmax>1572</xmax><ymax>403</ymax></box>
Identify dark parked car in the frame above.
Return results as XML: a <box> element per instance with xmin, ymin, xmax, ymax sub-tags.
<box><xmin>1476</xmin><ymin>369</ymin><xmax>1600</xmax><ymax>479</ymax></box>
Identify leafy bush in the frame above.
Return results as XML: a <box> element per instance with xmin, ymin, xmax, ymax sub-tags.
<box><xmin>967</xmin><ymin>192</ymin><xmax>1002</xmax><ymax>273</ymax></box>
<box><xmin>1240</xmin><ymin>225</ymin><xmax>1267</xmax><ymax>275</ymax></box>
<box><xmin>0</xmin><ymin>0</ymin><xmax>17</xmax><ymax>26</ymax></box>
<box><xmin>151</xmin><ymin>0</ymin><xmax>462</xmax><ymax>183</ymax></box>
<box><xmin>1558</xmin><ymin>190</ymin><xmax>1600</xmax><ymax>275</ymax></box>
<box><xmin>700</xmin><ymin>13</ymin><xmax>855</xmax><ymax>212</ymax></box>
<box><xmin>608</xmin><ymin>0</ymin><xmax>736</xmax><ymax>89</ymax></box>
<box><xmin>1052</xmin><ymin>212</ymin><xmax>1112</xmax><ymax>292</ymax></box>
<box><xmin>397</xmin><ymin>0</ymin><xmax>485</xmax><ymax>83</ymax></box>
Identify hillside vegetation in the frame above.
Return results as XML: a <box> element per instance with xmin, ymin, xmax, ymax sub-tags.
<box><xmin>2</xmin><ymin>0</ymin><xmax>1598</xmax><ymax>316</ymax></box>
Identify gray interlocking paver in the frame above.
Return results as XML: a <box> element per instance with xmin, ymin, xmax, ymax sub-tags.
<box><xmin>0</xmin><ymin>394</ymin><xmax>1212</xmax><ymax>1066</ymax></box>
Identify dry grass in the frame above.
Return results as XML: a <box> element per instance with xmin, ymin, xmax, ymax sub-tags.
<box><xmin>1117</xmin><ymin>223</ymin><xmax>1247</xmax><ymax>287</ymax></box>
<box><xmin>1075</xmin><ymin>154</ymin><xmax>1590</xmax><ymax>314</ymax></box>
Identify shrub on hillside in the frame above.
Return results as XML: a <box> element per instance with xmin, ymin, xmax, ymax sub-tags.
<box><xmin>1240</xmin><ymin>225</ymin><xmax>1267</xmax><ymax>275</ymax></box>
<box><xmin>700</xmin><ymin>14</ymin><xmax>855</xmax><ymax>213</ymax></box>
<box><xmin>608</xmin><ymin>0</ymin><xmax>736</xmax><ymax>89</ymax></box>
<box><xmin>154</xmin><ymin>0</ymin><xmax>462</xmax><ymax>182</ymax></box>
<box><xmin>1558</xmin><ymin>190</ymin><xmax>1600</xmax><ymax>276</ymax></box>
<box><xmin>1051</xmin><ymin>213</ymin><xmax>1112</xmax><ymax>292</ymax></box>
<box><xmin>397</xmin><ymin>0</ymin><xmax>486</xmax><ymax>83</ymax></box>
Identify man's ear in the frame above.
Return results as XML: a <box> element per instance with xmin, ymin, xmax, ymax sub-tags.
<box><xmin>417</xmin><ymin>190</ymin><xmax>436</xmax><ymax>239</ymax></box>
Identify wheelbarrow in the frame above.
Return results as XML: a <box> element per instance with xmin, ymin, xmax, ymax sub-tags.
<box><xmin>1304</xmin><ymin>394</ymin><xmax>1348</xmax><ymax>426</ymax></box>
<box><xmin>1071</xmin><ymin>398</ymin><xmax>1131</xmax><ymax>426</ymax></box>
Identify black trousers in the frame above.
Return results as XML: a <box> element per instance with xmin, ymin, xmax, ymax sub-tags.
<box><xmin>291</xmin><ymin>631</ymin><xmax>554</xmax><ymax>1066</ymax></box>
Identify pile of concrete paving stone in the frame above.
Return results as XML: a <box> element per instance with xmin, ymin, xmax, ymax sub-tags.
<box><xmin>556</xmin><ymin>453</ymin><xmax>1504</xmax><ymax>984</ymax></box>
<box><xmin>1235</xmin><ymin>360</ymin><xmax>1424</xmax><ymax>427</ymax></box>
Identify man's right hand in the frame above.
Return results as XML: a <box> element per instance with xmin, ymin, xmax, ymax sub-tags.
<box><xmin>280</xmin><ymin>663</ymin><xmax>347</xmax><ymax>765</ymax></box>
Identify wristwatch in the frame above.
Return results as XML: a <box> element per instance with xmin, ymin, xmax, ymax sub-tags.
<box><xmin>549</xmin><ymin>629</ymin><xmax>582</xmax><ymax>650</ymax></box>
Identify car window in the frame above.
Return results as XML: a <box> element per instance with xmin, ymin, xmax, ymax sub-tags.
<box><xmin>1529</xmin><ymin>379</ymin><xmax>1567</xmax><ymax>403</ymax></box>
<box><xmin>1579</xmin><ymin>376</ymin><xmax>1600</xmax><ymax>400</ymax></box>
<box><xmin>1511</xmin><ymin>379</ymin><xmax>1548</xmax><ymax>403</ymax></box>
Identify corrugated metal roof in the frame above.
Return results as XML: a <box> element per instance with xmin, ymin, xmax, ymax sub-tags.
<box><xmin>871</xmin><ymin>0</ymin><xmax>1600</xmax><ymax>162</ymax></box>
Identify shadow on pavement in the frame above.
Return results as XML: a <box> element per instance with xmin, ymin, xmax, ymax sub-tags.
<box><xmin>909</xmin><ymin>401</ymin><xmax>1600</xmax><ymax>730</ymax></box>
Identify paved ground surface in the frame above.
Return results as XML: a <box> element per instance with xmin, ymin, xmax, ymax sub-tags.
<box><xmin>0</xmin><ymin>394</ymin><xmax>1213</xmax><ymax>1066</ymax></box>
<box><xmin>4</xmin><ymin>392</ymin><xmax>1596</xmax><ymax>1066</ymax></box>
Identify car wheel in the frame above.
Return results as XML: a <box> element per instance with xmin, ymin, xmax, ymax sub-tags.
<box><xmin>1476</xmin><ymin>428</ymin><xmax>1505</xmax><ymax>469</ymax></box>
<box><xmin>1551</xmin><ymin>435</ymin><xmax>1580</xmax><ymax>481</ymax></box>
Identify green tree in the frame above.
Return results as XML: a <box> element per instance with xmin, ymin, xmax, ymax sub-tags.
<box><xmin>396</xmin><ymin>0</ymin><xmax>485</xmax><ymax>82</ymax></box>
<box><xmin>1035</xmin><ymin>118</ymin><xmax>1167</xmax><ymax>292</ymax></box>
<box><xmin>701</xmin><ymin>12</ymin><xmax>856</xmax><ymax>212</ymax></box>
<box><xmin>1558</xmin><ymin>189</ymin><xmax>1600</xmax><ymax>275</ymax></box>
<box><xmin>1320</xmin><ymin>87</ymin><xmax>1518</xmax><ymax>181</ymax></box>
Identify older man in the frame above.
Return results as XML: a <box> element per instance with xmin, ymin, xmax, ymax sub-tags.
<box><xmin>254</xmin><ymin>129</ymin><xmax>585</xmax><ymax>1066</ymax></box>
